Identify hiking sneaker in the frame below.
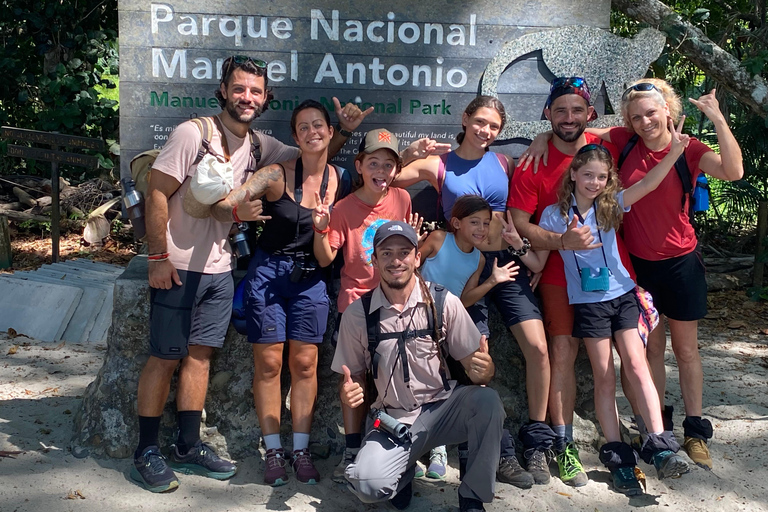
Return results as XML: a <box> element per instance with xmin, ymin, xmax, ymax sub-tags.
<box><xmin>130</xmin><ymin>446</ymin><xmax>179</xmax><ymax>493</ymax></box>
<box><xmin>414</xmin><ymin>461</ymin><xmax>425</xmax><ymax>478</ymax></box>
<box><xmin>459</xmin><ymin>495</ymin><xmax>486</xmax><ymax>512</ymax></box>
<box><xmin>426</xmin><ymin>446</ymin><xmax>448</xmax><ymax>480</ymax></box>
<box><xmin>684</xmin><ymin>437</ymin><xmax>713</xmax><ymax>470</ymax></box>
<box><xmin>332</xmin><ymin>447</ymin><xmax>359</xmax><ymax>483</ymax></box>
<box><xmin>653</xmin><ymin>449</ymin><xmax>689</xmax><ymax>479</ymax></box>
<box><xmin>168</xmin><ymin>441</ymin><xmax>236</xmax><ymax>480</ymax></box>
<box><xmin>497</xmin><ymin>455</ymin><xmax>534</xmax><ymax>489</ymax></box>
<box><xmin>391</xmin><ymin>479</ymin><xmax>412</xmax><ymax>510</ymax></box>
<box><xmin>292</xmin><ymin>448</ymin><xmax>320</xmax><ymax>484</ymax></box>
<box><xmin>524</xmin><ymin>448</ymin><xmax>551</xmax><ymax>485</ymax></box>
<box><xmin>556</xmin><ymin>443</ymin><xmax>588</xmax><ymax>487</ymax></box>
<box><xmin>610</xmin><ymin>465</ymin><xmax>643</xmax><ymax>496</ymax></box>
<box><xmin>264</xmin><ymin>448</ymin><xmax>289</xmax><ymax>486</ymax></box>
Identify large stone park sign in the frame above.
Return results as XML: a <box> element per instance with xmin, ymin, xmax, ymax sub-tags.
<box><xmin>117</xmin><ymin>0</ymin><xmax>664</xmax><ymax>215</ymax></box>
<box><xmin>74</xmin><ymin>1</ymin><xmax>666</xmax><ymax>459</ymax></box>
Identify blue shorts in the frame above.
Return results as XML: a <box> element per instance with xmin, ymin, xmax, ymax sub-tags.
<box><xmin>469</xmin><ymin>250</ymin><xmax>542</xmax><ymax>334</ymax></box>
<box><xmin>149</xmin><ymin>270</ymin><xmax>234</xmax><ymax>360</ymax></box>
<box><xmin>245</xmin><ymin>249</ymin><xmax>330</xmax><ymax>344</ymax></box>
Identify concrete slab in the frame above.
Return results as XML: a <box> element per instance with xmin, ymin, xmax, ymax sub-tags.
<box><xmin>14</xmin><ymin>268</ymin><xmax>118</xmax><ymax>343</ymax></box>
<box><xmin>0</xmin><ymin>276</ymin><xmax>83</xmax><ymax>341</ymax></box>
<box><xmin>57</xmin><ymin>260</ymin><xmax>125</xmax><ymax>274</ymax></box>
<box><xmin>42</xmin><ymin>263</ymin><xmax>122</xmax><ymax>280</ymax></box>
<box><xmin>4</xmin><ymin>273</ymin><xmax>107</xmax><ymax>343</ymax></box>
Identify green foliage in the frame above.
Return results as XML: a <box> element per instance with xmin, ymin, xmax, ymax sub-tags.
<box><xmin>0</xmin><ymin>0</ymin><xmax>119</xmax><ymax>181</ymax></box>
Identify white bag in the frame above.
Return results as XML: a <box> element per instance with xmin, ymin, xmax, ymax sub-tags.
<box><xmin>189</xmin><ymin>153</ymin><xmax>234</xmax><ymax>205</ymax></box>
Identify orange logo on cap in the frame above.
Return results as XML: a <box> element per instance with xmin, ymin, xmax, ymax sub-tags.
<box><xmin>378</xmin><ymin>131</ymin><xmax>392</xmax><ymax>143</ymax></box>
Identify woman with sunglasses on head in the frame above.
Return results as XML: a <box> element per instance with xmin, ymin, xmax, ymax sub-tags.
<box><xmin>527</xmin><ymin>78</ymin><xmax>743</xmax><ymax>470</ymax></box>
<box><xmin>395</xmin><ymin>96</ymin><xmax>551</xmax><ymax>489</ymax></box>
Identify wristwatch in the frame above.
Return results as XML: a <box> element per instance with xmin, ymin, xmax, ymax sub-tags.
<box><xmin>336</xmin><ymin>124</ymin><xmax>353</xmax><ymax>137</ymax></box>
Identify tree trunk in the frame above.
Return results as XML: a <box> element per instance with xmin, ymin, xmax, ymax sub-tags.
<box><xmin>613</xmin><ymin>0</ymin><xmax>768</xmax><ymax>119</ymax></box>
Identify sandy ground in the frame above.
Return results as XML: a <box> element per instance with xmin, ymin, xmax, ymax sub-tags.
<box><xmin>1</xmin><ymin>293</ymin><xmax>767</xmax><ymax>512</ymax></box>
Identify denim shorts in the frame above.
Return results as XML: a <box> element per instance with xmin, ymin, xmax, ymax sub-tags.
<box><xmin>245</xmin><ymin>248</ymin><xmax>330</xmax><ymax>344</ymax></box>
<box><xmin>149</xmin><ymin>270</ymin><xmax>234</xmax><ymax>359</ymax></box>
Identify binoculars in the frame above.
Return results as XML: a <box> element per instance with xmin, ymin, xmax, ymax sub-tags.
<box><xmin>230</xmin><ymin>223</ymin><xmax>251</xmax><ymax>259</ymax></box>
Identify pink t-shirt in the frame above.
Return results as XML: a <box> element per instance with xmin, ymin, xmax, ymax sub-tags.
<box><xmin>152</xmin><ymin>119</ymin><xmax>298</xmax><ymax>274</ymax></box>
<box><xmin>328</xmin><ymin>188</ymin><xmax>412</xmax><ymax>312</ymax></box>
<box><xmin>611</xmin><ymin>127</ymin><xmax>712</xmax><ymax>261</ymax></box>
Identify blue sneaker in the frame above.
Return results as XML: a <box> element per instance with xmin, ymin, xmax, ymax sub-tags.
<box><xmin>426</xmin><ymin>446</ymin><xmax>447</xmax><ymax>480</ymax></box>
<box><xmin>610</xmin><ymin>466</ymin><xmax>643</xmax><ymax>496</ymax></box>
<box><xmin>130</xmin><ymin>446</ymin><xmax>179</xmax><ymax>493</ymax></box>
<box><xmin>168</xmin><ymin>441</ymin><xmax>237</xmax><ymax>480</ymax></box>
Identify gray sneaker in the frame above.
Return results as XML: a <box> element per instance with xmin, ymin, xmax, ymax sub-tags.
<box><xmin>524</xmin><ymin>448</ymin><xmax>552</xmax><ymax>485</ymax></box>
<box><xmin>332</xmin><ymin>447</ymin><xmax>359</xmax><ymax>483</ymax></box>
<box><xmin>130</xmin><ymin>446</ymin><xmax>179</xmax><ymax>493</ymax></box>
<box><xmin>497</xmin><ymin>455</ymin><xmax>534</xmax><ymax>489</ymax></box>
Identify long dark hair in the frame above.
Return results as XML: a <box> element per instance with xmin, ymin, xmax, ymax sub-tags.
<box><xmin>456</xmin><ymin>96</ymin><xmax>507</xmax><ymax>147</ymax></box>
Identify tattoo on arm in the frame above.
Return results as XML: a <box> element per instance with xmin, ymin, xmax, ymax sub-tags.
<box><xmin>210</xmin><ymin>165</ymin><xmax>283</xmax><ymax>222</ymax></box>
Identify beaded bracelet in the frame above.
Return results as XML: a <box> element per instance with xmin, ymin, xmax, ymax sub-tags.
<box><xmin>507</xmin><ymin>237</ymin><xmax>531</xmax><ymax>257</ymax></box>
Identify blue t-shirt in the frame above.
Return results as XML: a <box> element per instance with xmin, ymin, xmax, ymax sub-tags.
<box><xmin>420</xmin><ymin>232</ymin><xmax>481</xmax><ymax>297</ymax></box>
<box><xmin>440</xmin><ymin>151</ymin><xmax>508</xmax><ymax>219</ymax></box>
<box><xmin>538</xmin><ymin>191</ymin><xmax>636</xmax><ymax>305</ymax></box>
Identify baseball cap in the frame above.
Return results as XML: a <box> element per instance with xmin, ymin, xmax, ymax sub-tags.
<box><xmin>373</xmin><ymin>221</ymin><xmax>418</xmax><ymax>250</ymax></box>
<box><xmin>360</xmin><ymin>129</ymin><xmax>401</xmax><ymax>161</ymax></box>
<box><xmin>545</xmin><ymin>76</ymin><xmax>598</xmax><ymax>122</ymax></box>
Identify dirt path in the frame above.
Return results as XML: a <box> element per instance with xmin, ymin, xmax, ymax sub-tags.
<box><xmin>0</xmin><ymin>292</ymin><xmax>766</xmax><ymax>512</ymax></box>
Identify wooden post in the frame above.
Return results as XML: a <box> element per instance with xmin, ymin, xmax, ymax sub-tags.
<box><xmin>755</xmin><ymin>201</ymin><xmax>768</xmax><ymax>288</ymax></box>
<box><xmin>50</xmin><ymin>145</ymin><xmax>60</xmax><ymax>263</ymax></box>
<box><xmin>0</xmin><ymin>215</ymin><xmax>11</xmax><ymax>269</ymax></box>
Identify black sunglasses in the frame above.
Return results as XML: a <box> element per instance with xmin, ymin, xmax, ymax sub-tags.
<box><xmin>221</xmin><ymin>55</ymin><xmax>267</xmax><ymax>83</ymax></box>
<box><xmin>622</xmin><ymin>82</ymin><xmax>661</xmax><ymax>100</ymax></box>
<box><xmin>577</xmin><ymin>143</ymin><xmax>612</xmax><ymax>156</ymax></box>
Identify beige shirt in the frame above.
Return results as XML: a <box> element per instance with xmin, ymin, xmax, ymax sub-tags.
<box><xmin>331</xmin><ymin>281</ymin><xmax>481</xmax><ymax>425</ymax></box>
<box><xmin>152</xmin><ymin>119</ymin><xmax>299</xmax><ymax>274</ymax></box>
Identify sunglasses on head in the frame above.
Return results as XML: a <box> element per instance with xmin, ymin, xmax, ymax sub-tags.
<box><xmin>577</xmin><ymin>143</ymin><xmax>612</xmax><ymax>157</ymax></box>
<box><xmin>221</xmin><ymin>55</ymin><xmax>267</xmax><ymax>82</ymax></box>
<box><xmin>622</xmin><ymin>82</ymin><xmax>661</xmax><ymax>100</ymax></box>
<box><xmin>550</xmin><ymin>77</ymin><xmax>586</xmax><ymax>91</ymax></box>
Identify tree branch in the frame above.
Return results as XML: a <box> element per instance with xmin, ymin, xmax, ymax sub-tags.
<box><xmin>613</xmin><ymin>0</ymin><xmax>768</xmax><ymax>119</ymax></box>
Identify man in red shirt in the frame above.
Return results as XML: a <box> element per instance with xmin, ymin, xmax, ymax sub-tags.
<box><xmin>508</xmin><ymin>77</ymin><xmax>619</xmax><ymax>487</ymax></box>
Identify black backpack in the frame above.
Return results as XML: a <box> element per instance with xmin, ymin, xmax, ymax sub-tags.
<box><xmin>360</xmin><ymin>282</ymin><xmax>471</xmax><ymax>402</ymax></box>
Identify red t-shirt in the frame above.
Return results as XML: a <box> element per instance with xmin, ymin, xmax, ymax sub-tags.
<box><xmin>328</xmin><ymin>188</ymin><xmax>412</xmax><ymax>312</ymax></box>
<box><xmin>610</xmin><ymin>127</ymin><xmax>712</xmax><ymax>261</ymax></box>
<box><xmin>508</xmin><ymin>134</ymin><xmax>626</xmax><ymax>287</ymax></box>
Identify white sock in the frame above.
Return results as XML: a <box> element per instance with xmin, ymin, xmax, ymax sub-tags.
<box><xmin>263</xmin><ymin>434</ymin><xmax>281</xmax><ymax>451</ymax></box>
<box><xmin>293</xmin><ymin>432</ymin><xmax>310</xmax><ymax>451</ymax></box>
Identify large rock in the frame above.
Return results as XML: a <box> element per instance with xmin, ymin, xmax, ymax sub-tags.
<box><xmin>73</xmin><ymin>256</ymin><xmax>599</xmax><ymax>459</ymax></box>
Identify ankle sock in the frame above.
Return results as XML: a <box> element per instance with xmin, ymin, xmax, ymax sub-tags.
<box><xmin>176</xmin><ymin>410</ymin><xmax>202</xmax><ymax>454</ymax></box>
<box><xmin>136</xmin><ymin>415</ymin><xmax>161</xmax><ymax>457</ymax></box>
<box><xmin>293</xmin><ymin>432</ymin><xmax>310</xmax><ymax>451</ymax></box>
<box><xmin>345</xmin><ymin>433</ymin><xmax>362</xmax><ymax>450</ymax></box>
<box><xmin>263</xmin><ymin>433</ymin><xmax>281</xmax><ymax>451</ymax></box>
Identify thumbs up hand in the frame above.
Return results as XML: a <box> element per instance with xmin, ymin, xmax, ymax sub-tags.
<box><xmin>340</xmin><ymin>365</ymin><xmax>365</xmax><ymax>409</ymax></box>
<box><xmin>468</xmin><ymin>335</ymin><xmax>494</xmax><ymax>384</ymax></box>
<box><xmin>561</xmin><ymin>214</ymin><xmax>602</xmax><ymax>251</ymax></box>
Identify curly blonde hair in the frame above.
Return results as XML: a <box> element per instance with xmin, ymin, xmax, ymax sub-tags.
<box><xmin>557</xmin><ymin>146</ymin><xmax>624</xmax><ymax>232</ymax></box>
<box><xmin>620</xmin><ymin>77</ymin><xmax>682</xmax><ymax>130</ymax></box>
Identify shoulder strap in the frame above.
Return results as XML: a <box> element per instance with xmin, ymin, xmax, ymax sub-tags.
<box><xmin>428</xmin><ymin>282</ymin><xmax>451</xmax><ymax>391</ymax></box>
<box><xmin>333</xmin><ymin>164</ymin><xmax>352</xmax><ymax>201</ymax></box>
<box><xmin>248</xmin><ymin>130</ymin><xmax>262</xmax><ymax>173</ymax></box>
<box><xmin>494</xmin><ymin>152</ymin><xmax>511</xmax><ymax>179</ymax></box>
<box><xmin>673</xmin><ymin>152</ymin><xmax>693</xmax><ymax>215</ymax></box>
<box><xmin>361</xmin><ymin>291</ymin><xmax>382</xmax><ymax>380</ymax></box>
<box><xmin>430</xmin><ymin>283</ymin><xmax>447</xmax><ymax>339</ymax></box>
<box><xmin>617</xmin><ymin>134</ymin><xmax>639</xmax><ymax>171</ymax></box>
<box><xmin>436</xmin><ymin>153</ymin><xmax>449</xmax><ymax>220</ymax></box>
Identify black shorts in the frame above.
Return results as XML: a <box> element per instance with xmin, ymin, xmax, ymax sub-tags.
<box><xmin>149</xmin><ymin>270</ymin><xmax>234</xmax><ymax>360</ymax></box>
<box><xmin>573</xmin><ymin>291</ymin><xmax>639</xmax><ymax>339</ymax></box>
<box><xmin>630</xmin><ymin>250</ymin><xmax>707</xmax><ymax>321</ymax></box>
<box><xmin>471</xmin><ymin>250</ymin><xmax>542</xmax><ymax>333</ymax></box>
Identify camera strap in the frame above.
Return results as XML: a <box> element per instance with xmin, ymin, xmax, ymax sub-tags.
<box><xmin>570</xmin><ymin>203</ymin><xmax>609</xmax><ymax>274</ymax></box>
